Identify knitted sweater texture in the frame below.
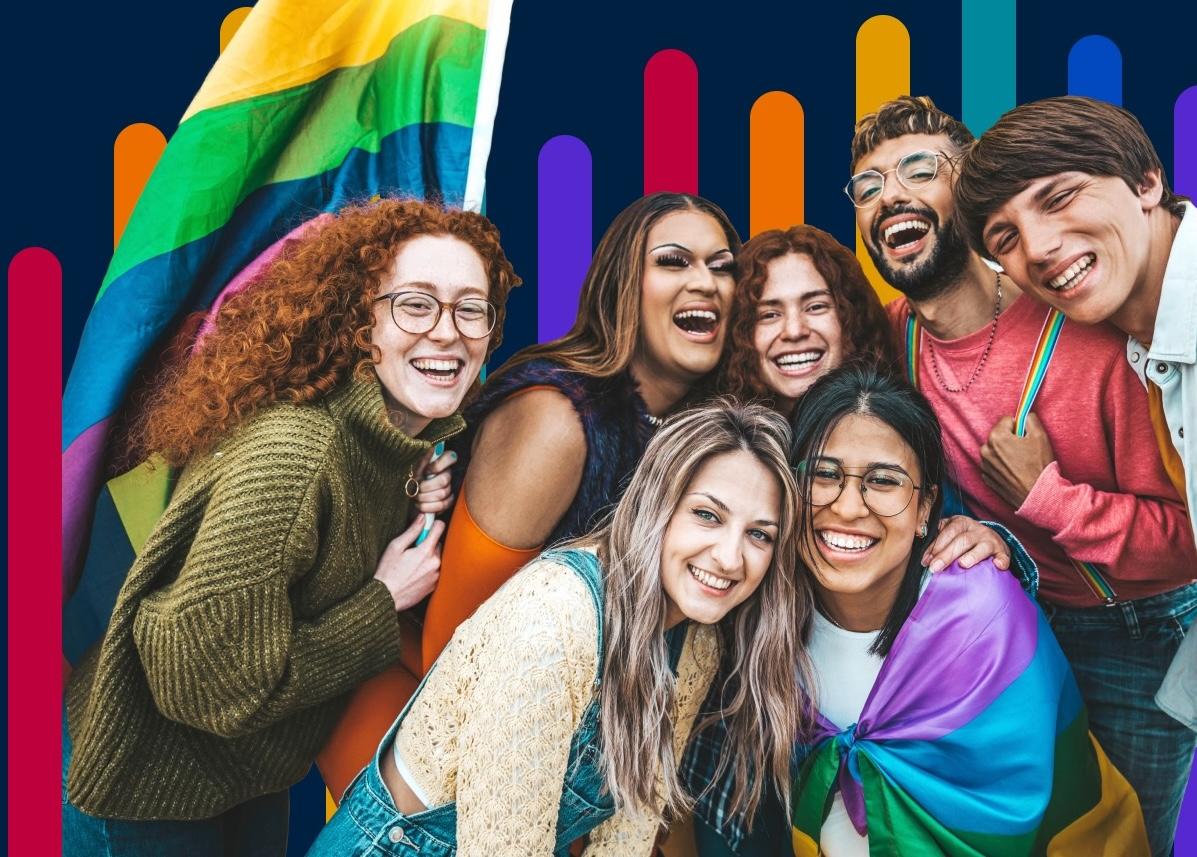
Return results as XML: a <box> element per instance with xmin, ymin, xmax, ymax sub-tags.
<box><xmin>66</xmin><ymin>376</ymin><xmax>464</xmax><ymax>820</ymax></box>
<box><xmin>395</xmin><ymin>555</ymin><xmax>719</xmax><ymax>854</ymax></box>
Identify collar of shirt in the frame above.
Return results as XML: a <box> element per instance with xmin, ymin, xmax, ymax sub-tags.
<box><xmin>1130</xmin><ymin>201</ymin><xmax>1197</xmax><ymax>370</ymax></box>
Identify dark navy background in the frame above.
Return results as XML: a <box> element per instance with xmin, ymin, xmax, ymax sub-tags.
<box><xmin>7</xmin><ymin>1</ymin><xmax>1195</xmax><ymax>853</ymax></box>
<box><xmin>7</xmin><ymin>1</ymin><xmax>1195</xmax><ymax>375</ymax></box>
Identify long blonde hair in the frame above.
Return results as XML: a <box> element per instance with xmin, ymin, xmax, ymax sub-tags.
<box><xmin>583</xmin><ymin>400</ymin><xmax>814</xmax><ymax>823</ymax></box>
<box><xmin>494</xmin><ymin>192</ymin><xmax>740</xmax><ymax>380</ymax></box>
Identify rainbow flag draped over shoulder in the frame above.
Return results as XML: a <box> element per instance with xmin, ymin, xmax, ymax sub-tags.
<box><xmin>792</xmin><ymin>562</ymin><xmax>1149</xmax><ymax>856</ymax></box>
<box><xmin>62</xmin><ymin>0</ymin><xmax>512</xmax><ymax>661</ymax></box>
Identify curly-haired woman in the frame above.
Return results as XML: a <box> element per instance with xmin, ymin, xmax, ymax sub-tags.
<box><xmin>62</xmin><ymin>198</ymin><xmax>520</xmax><ymax>857</ymax></box>
<box><xmin>718</xmin><ymin>224</ymin><xmax>898</xmax><ymax>417</ymax></box>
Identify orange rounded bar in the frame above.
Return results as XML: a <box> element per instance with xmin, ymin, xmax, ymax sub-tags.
<box><xmin>749</xmin><ymin>91</ymin><xmax>804</xmax><ymax>237</ymax></box>
<box><xmin>113</xmin><ymin>124</ymin><xmax>167</xmax><ymax>249</ymax></box>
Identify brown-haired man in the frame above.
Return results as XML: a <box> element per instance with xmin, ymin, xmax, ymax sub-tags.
<box><xmin>851</xmin><ymin>94</ymin><xmax>1195</xmax><ymax>857</ymax></box>
<box><xmin>956</xmin><ymin>96</ymin><xmax>1197</xmax><ymax>854</ymax></box>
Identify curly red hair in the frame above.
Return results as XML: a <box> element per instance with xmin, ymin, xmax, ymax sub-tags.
<box><xmin>133</xmin><ymin>198</ymin><xmax>521</xmax><ymax>466</ymax></box>
<box><xmin>719</xmin><ymin>224</ymin><xmax>899</xmax><ymax>406</ymax></box>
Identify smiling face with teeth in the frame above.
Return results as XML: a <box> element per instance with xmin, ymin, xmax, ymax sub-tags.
<box><xmin>752</xmin><ymin>253</ymin><xmax>845</xmax><ymax>413</ymax></box>
<box><xmin>633</xmin><ymin>210</ymin><xmax>736</xmax><ymax>395</ymax></box>
<box><xmin>981</xmin><ymin>172</ymin><xmax>1166</xmax><ymax>327</ymax></box>
<box><xmin>370</xmin><ymin>235</ymin><xmax>491</xmax><ymax>436</ymax></box>
<box><xmin>659</xmin><ymin>449</ymin><xmax>780</xmax><ymax>628</ymax></box>
<box><xmin>802</xmin><ymin>413</ymin><xmax>935</xmax><ymax>628</ymax></box>
<box><xmin>853</xmin><ymin>134</ymin><xmax>972</xmax><ymax>301</ymax></box>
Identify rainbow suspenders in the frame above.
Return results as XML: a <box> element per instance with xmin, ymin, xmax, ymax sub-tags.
<box><xmin>906</xmin><ymin>308</ymin><xmax>1121</xmax><ymax>605</ymax></box>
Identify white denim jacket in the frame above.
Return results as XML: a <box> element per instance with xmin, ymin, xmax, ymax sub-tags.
<box><xmin>1129</xmin><ymin>202</ymin><xmax>1197</xmax><ymax>731</ymax></box>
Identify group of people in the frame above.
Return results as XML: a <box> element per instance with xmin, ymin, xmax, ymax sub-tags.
<box><xmin>62</xmin><ymin>94</ymin><xmax>1195</xmax><ymax>857</ymax></box>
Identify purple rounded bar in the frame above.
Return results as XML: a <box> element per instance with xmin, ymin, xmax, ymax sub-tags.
<box><xmin>536</xmin><ymin>135</ymin><xmax>593</xmax><ymax>344</ymax></box>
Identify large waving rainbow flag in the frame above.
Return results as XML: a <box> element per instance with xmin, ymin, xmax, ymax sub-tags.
<box><xmin>792</xmin><ymin>562</ymin><xmax>1149</xmax><ymax>856</ymax></box>
<box><xmin>62</xmin><ymin>0</ymin><xmax>512</xmax><ymax>661</ymax></box>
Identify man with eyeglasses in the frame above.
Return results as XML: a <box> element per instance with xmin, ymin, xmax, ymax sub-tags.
<box><xmin>849</xmin><ymin>95</ymin><xmax>1195</xmax><ymax>856</ymax></box>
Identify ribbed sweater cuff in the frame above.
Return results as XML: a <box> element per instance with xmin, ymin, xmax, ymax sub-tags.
<box><xmin>1016</xmin><ymin>461</ymin><xmax>1072</xmax><ymax>531</ymax></box>
<box><xmin>300</xmin><ymin>579</ymin><xmax>405</xmax><ymax>694</ymax></box>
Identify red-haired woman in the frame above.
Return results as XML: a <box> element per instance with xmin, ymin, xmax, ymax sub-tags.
<box><xmin>718</xmin><ymin>224</ymin><xmax>897</xmax><ymax>416</ymax></box>
<box><xmin>62</xmin><ymin>199</ymin><xmax>519</xmax><ymax>857</ymax></box>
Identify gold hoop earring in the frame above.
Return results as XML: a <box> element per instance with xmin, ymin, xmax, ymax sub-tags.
<box><xmin>405</xmin><ymin>467</ymin><xmax>420</xmax><ymax>499</ymax></box>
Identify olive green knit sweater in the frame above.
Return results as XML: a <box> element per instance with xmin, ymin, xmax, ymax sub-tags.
<box><xmin>66</xmin><ymin>376</ymin><xmax>464</xmax><ymax>820</ymax></box>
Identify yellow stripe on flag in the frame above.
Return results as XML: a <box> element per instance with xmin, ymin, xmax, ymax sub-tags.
<box><xmin>183</xmin><ymin>0</ymin><xmax>490</xmax><ymax>120</ymax></box>
<box><xmin>1047</xmin><ymin>735</ymin><xmax>1149</xmax><ymax>856</ymax></box>
<box><xmin>792</xmin><ymin>827</ymin><xmax>820</xmax><ymax>857</ymax></box>
<box><xmin>107</xmin><ymin>458</ymin><xmax>173</xmax><ymax>556</ymax></box>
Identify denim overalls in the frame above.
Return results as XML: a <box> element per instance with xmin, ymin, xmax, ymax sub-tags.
<box><xmin>308</xmin><ymin>549</ymin><xmax>686</xmax><ymax>856</ymax></box>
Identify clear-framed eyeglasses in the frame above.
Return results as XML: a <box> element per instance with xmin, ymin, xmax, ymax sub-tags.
<box><xmin>844</xmin><ymin>150</ymin><xmax>945</xmax><ymax>208</ymax></box>
<box><xmin>374</xmin><ymin>291</ymin><xmax>497</xmax><ymax>340</ymax></box>
<box><xmin>796</xmin><ymin>458</ymin><xmax>923</xmax><ymax>517</ymax></box>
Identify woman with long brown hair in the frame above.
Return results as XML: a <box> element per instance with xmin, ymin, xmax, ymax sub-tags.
<box><xmin>62</xmin><ymin>198</ymin><xmax>519</xmax><ymax>856</ymax></box>
<box><xmin>310</xmin><ymin>400</ymin><xmax>815</xmax><ymax>856</ymax></box>
<box><xmin>419</xmin><ymin>192</ymin><xmax>742</xmax><ymax>666</ymax></box>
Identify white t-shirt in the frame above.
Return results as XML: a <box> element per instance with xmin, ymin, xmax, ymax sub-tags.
<box><xmin>808</xmin><ymin>611</ymin><xmax>883</xmax><ymax>857</ymax></box>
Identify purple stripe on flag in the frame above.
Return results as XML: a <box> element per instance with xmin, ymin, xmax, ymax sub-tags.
<box><xmin>858</xmin><ymin>562</ymin><xmax>1039</xmax><ymax>741</ymax></box>
<box><xmin>62</xmin><ymin>419</ymin><xmax>112</xmax><ymax>596</ymax></box>
<box><xmin>1176</xmin><ymin>86</ymin><xmax>1197</xmax><ymax>198</ymax></box>
<box><xmin>537</xmin><ymin>135</ymin><xmax>592</xmax><ymax>344</ymax></box>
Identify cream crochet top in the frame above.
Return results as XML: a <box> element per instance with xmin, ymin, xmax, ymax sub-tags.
<box><xmin>394</xmin><ymin>553</ymin><xmax>720</xmax><ymax>855</ymax></box>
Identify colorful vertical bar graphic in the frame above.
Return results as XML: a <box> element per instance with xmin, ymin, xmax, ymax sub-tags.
<box><xmin>855</xmin><ymin>15</ymin><xmax>909</xmax><ymax>305</ymax></box>
<box><xmin>750</xmin><ymin>91</ymin><xmax>804</xmax><ymax>236</ymax></box>
<box><xmin>1176</xmin><ymin>86</ymin><xmax>1197</xmax><ymax>198</ymax></box>
<box><xmin>961</xmin><ymin>0</ymin><xmax>1016</xmax><ymax>135</ymax></box>
<box><xmin>219</xmin><ymin>7</ymin><xmax>252</xmax><ymax>52</ymax></box>
<box><xmin>113</xmin><ymin>124</ymin><xmax>167</xmax><ymax>249</ymax></box>
<box><xmin>1068</xmin><ymin>36</ymin><xmax>1122</xmax><ymax>104</ymax></box>
<box><xmin>644</xmin><ymin>48</ymin><xmax>698</xmax><ymax>195</ymax></box>
<box><xmin>8</xmin><ymin>247</ymin><xmax>63</xmax><ymax>856</ymax></box>
<box><xmin>537</xmin><ymin>135</ymin><xmax>593</xmax><ymax>343</ymax></box>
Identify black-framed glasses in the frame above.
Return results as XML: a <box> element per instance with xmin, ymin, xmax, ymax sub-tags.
<box><xmin>844</xmin><ymin>150</ymin><xmax>945</xmax><ymax>208</ymax></box>
<box><xmin>374</xmin><ymin>291</ymin><xmax>497</xmax><ymax>340</ymax></box>
<box><xmin>796</xmin><ymin>458</ymin><xmax>923</xmax><ymax>517</ymax></box>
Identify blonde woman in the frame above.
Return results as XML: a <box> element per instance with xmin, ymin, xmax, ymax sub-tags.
<box><xmin>308</xmin><ymin>401</ymin><xmax>814</xmax><ymax>856</ymax></box>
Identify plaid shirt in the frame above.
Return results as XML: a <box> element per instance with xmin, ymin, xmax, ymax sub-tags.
<box><xmin>679</xmin><ymin>521</ymin><xmax>1037</xmax><ymax>852</ymax></box>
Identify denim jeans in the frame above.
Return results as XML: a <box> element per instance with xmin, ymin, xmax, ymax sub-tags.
<box><xmin>1044</xmin><ymin>582</ymin><xmax>1197</xmax><ymax>857</ymax></box>
<box><xmin>62</xmin><ymin>709</ymin><xmax>289</xmax><ymax>857</ymax></box>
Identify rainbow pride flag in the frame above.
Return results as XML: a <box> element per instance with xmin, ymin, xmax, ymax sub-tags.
<box><xmin>62</xmin><ymin>0</ymin><xmax>512</xmax><ymax>661</ymax></box>
<box><xmin>792</xmin><ymin>562</ymin><xmax>1149</xmax><ymax>856</ymax></box>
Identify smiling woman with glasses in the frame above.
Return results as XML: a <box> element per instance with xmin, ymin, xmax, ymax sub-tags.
<box><xmin>62</xmin><ymin>199</ymin><xmax>520</xmax><ymax>857</ymax></box>
<box><xmin>726</xmin><ymin>365</ymin><xmax>1146</xmax><ymax>857</ymax></box>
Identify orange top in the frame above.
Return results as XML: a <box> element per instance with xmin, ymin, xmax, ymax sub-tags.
<box><xmin>1147</xmin><ymin>381</ymin><xmax>1187</xmax><ymax>506</ymax></box>
<box><xmin>422</xmin><ymin>484</ymin><xmax>543</xmax><ymax>672</ymax></box>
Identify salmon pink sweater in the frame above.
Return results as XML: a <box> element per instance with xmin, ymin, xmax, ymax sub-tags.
<box><xmin>888</xmin><ymin>294</ymin><xmax>1196</xmax><ymax>607</ymax></box>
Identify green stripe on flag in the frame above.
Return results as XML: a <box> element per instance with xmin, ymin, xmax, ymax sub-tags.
<box><xmin>101</xmin><ymin>15</ymin><xmax>483</xmax><ymax>298</ymax></box>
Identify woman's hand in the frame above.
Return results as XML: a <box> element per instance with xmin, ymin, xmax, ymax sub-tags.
<box><xmin>414</xmin><ymin>448</ymin><xmax>457</xmax><ymax>515</ymax></box>
<box><xmin>921</xmin><ymin>516</ymin><xmax>1011</xmax><ymax>573</ymax></box>
<box><xmin>374</xmin><ymin>515</ymin><xmax>446</xmax><ymax>611</ymax></box>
